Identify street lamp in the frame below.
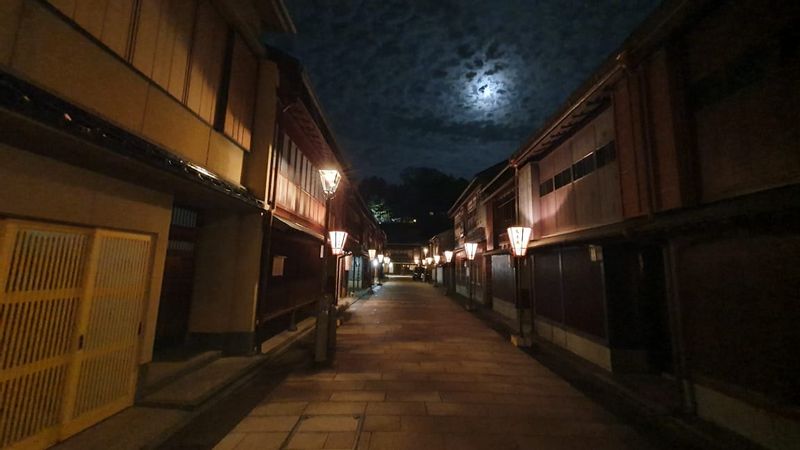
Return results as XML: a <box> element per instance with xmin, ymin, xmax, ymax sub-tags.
<box><xmin>377</xmin><ymin>254</ymin><xmax>384</xmax><ymax>284</ymax></box>
<box><xmin>423</xmin><ymin>247</ymin><xmax>429</xmax><ymax>256</ymax></box>
<box><xmin>315</xmin><ymin>169</ymin><xmax>341</xmax><ymax>363</ymax></box>
<box><xmin>329</xmin><ymin>231</ymin><xmax>348</xmax><ymax>255</ymax></box>
<box><xmin>319</xmin><ymin>169</ymin><xmax>342</xmax><ymax>196</ymax></box>
<box><xmin>432</xmin><ymin>254</ymin><xmax>441</xmax><ymax>286</ymax></box>
<box><xmin>443</xmin><ymin>250</ymin><xmax>454</xmax><ymax>294</ymax></box>
<box><xmin>368</xmin><ymin>248</ymin><xmax>377</xmax><ymax>287</ymax></box>
<box><xmin>464</xmin><ymin>242</ymin><xmax>478</xmax><ymax>310</ymax></box>
<box><xmin>507</xmin><ymin>226</ymin><xmax>532</xmax><ymax>344</ymax></box>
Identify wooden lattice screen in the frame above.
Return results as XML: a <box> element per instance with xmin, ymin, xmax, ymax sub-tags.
<box><xmin>0</xmin><ymin>220</ymin><xmax>152</xmax><ymax>449</ymax></box>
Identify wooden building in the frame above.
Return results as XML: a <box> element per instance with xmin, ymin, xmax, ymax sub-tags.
<box><xmin>447</xmin><ymin>162</ymin><xmax>505</xmax><ymax>305</ymax></box>
<box><xmin>504</xmin><ymin>0</ymin><xmax>800</xmax><ymax>447</ymax></box>
<box><xmin>0</xmin><ymin>1</ymin><xmax>382</xmax><ymax>447</ymax></box>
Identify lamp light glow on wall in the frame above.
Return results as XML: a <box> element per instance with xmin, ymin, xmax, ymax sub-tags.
<box><xmin>423</xmin><ymin>247</ymin><xmax>429</xmax><ymax>256</ymax></box>
<box><xmin>319</xmin><ymin>169</ymin><xmax>342</xmax><ymax>196</ymax></box>
<box><xmin>329</xmin><ymin>231</ymin><xmax>348</xmax><ymax>255</ymax></box>
<box><xmin>464</xmin><ymin>242</ymin><xmax>478</xmax><ymax>261</ymax></box>
<box><xmin>368</xmin><ymin>249</ymin><xmax>376</xmax><ymax>260</ymax></box>
<box><xmin>507</xmin><ymin>226</ymin><xmax>532</xmax><ymax>257</ymax></box>
<box><xmin>433</xmin><ymin>255</ymin><xmax>441</xmax><ymax>264</ymax></box>
<box><xmin>377</xmin><ymin>254</ymin><xmax>384</xmax><ymax>263</ymax></box>
<box><xmin>444</xmin><ymin>250</ymin><xmax>454</xmax><ymax>263</ymax></box>
<box><xmin>414</xmin><ymin>257</ymin><xmax>420</xmax><ymax>265</ymax></box>
<box><xmin>385</xmin><ymin>257</ymin><xmax>391</xmax><ymax>264</ymax></box>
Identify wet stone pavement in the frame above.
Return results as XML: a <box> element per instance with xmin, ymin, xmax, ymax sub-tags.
<box><xmin>213</xmin><ymin>278</ymin><xmax>659</xmax><ymax>450</ymax></box>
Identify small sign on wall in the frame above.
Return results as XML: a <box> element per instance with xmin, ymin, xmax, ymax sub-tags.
<box><xmin>272</xmin><ymin>255</ymin><xmax>287</xmax><ymax>276</ymax></box>
<box><xmin>589</xmin><ymin>245</ymin><xmax>603</xmax><ymax>262</ymax></box>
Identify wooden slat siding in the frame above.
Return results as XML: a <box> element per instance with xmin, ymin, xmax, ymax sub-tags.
<box><xmin>613</xmin><ymin>75</ymin><xmax>651</xmax><ymax>218</ymax></box>
<box><xmin>540</xmin><ymin>153</ymin><xmax>556</xmax><ymax>237</ymax></box>
<box><xmin>561</xmin><ymin>246</ymin><xmax>606</xmax><ymax>339</ymax></box>
<box><xmin>646</xmin><ymin>49</ymin><xmax>684</xmax><ymax>211</ymax></box>
<box><xmin>72</xmin><ymin>0</ymin><xmax>106</xmax><ymax>39</ymax></box>
<box><xmin>224</xmin><ymin>35</ymin><xmax>257</xmax><ymax>150</ymax></box>
<box><xmin>517</xmin><ymin>163</ymin><xmax>534</xmax><ymax>230</ymax></box>
<box><xmin>529</xmin><ymin>163</ymin><xmax>542</xmax><ymax>240</ymax></box>
<box><xmin>0</xmin><ymin>222</ymin><xmax>90</xmax><ymax>449</ymax></box>
<box><xmin>131</xmin><ymin>0</ymin><xmax>162</xmax><ymax>76</ymax></box>
<box><xmin>148</xmin><ymin>0</ymin><xmax>175</xmax><ymax>89</ymax></box>
<box><xmin>63</xmin><ymin>230</ymin><xmax>150</xmax><ymax>437</ymax></box>
<box><xmin>48</xmin><ymin>0</ymin><xmax>78</xmax><ymax>17</ymax></box>
<box><xmin>186</xmin><ymin>0</ymin><xmax>226</xmax><ymax>123</ymax></box>
<box><xmin>553</xmin><ymin>140</ymin><xmax>577</xmax><ymax>232</ymax></box>
<box><xmin>100</xmin><ymin>0</ymin><xmax>135</xmax><ymax>57</ymax></box>
<box><xmin>166</xmin><ymin>0</ymin><xmax>196</xmax><ymax>101</ymax></box>
<box><xmin>572</xmin><ymin>125</ymin><xmax>599</xmax><ymax>228</ymax></box>
<box><xmin>51</xmin><ymin>0</ymin><xmax>136</xmax><ymax>60</ymax></box>
<box><xmin>594</xmin><ymin>108</ymin><xmax>622</xmax><ymax>224</ymax></box>
<box><xmin>0</xmin><ymin>221</ymin><xmax>151</xmax><ymax>447</ymax></box>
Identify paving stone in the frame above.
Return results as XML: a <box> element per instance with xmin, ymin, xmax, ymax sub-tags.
<box><xmin>212</xmin><ymin>432</ymin><xmax>245</xmax><ymax>450</ymax></box>
<box><xmin>298</xmin><ymin>415</ymin><xmax>360</xmax><ymax>432</ymax></box>
<box><xmin>233</xmin><ymin>416</ymin><xmax>299</xmax><ymax>432</ymax></box>
<box><xmin>324</xmin><ymin>431</ymin><xmax>356</xmax><ymax>448</ymax></box>
<box><xmin>385</xmin><ymin>391</ymin><xmax>441</xmax><ymax>402</ymax></box>
<box><xmin>287</xmin><ymin>432</ymin><xmax>328</xmax><ymax>449</ymax></box>
<box><xmin>251</xmin><ymin>402</ymin><xmax>308</xmax><ymax>416</ymax></box>
<box><xmin>334</xmin><ymin>372</ymin><xmax>382</xmax><ymax>381</ymax></box>
<box><xmin>444</xmin><ymin>432</ymin><xmax>521</xmax><ymax>450</ymax></box>
<box><xmin>366</xmin><ymin>401</ymin><xmax>427</xmax><ymax>415</ymax></box>
<box><xmin>304</xmin><ymin>401</ymin><xmax>367</xmax><ymax>415</ymax></box>
<box><xmin>212</xmin><ymin>280</ymin><xmax>659</xmax><ymax>450</ymax></box>
<box><xmin>362</xmin><ymin>415</ymin><xmax>401</xmax><ymax>432</ymax></box>
<box><xmin>330</xmin><ymin>391</ymin><xmax>386</xmax><ymax>401</ymax></box>
<box><xmin>233</xmin><ymin>432</ymin><xmax>288</xmax><ymax>450</ymax></box>
<box><xmin>368</xmin><ymin>431</ymin><xmax>446</xmax><ymax>450</ymax></box>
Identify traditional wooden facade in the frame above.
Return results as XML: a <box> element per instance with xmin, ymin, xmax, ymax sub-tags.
<box><xmin>447</xmin><ymin>162</ymin><xmax>505</xmax><ymax>305</ymax></box>
<box><xmin>503</xmin><ymin>0</ymin><xmax>799</xmax><ymax>447</ymax></box>
<box><xmin>0</xmin><ymin>1</ymin><xmax>382</xmax><ymax>447</ymax></box>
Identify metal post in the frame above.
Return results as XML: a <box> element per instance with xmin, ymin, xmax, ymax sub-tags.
<box><xmin>515</xmin><ymin>256</ymin><xmax>524</xmax><ymax>339</ymax></box>
<box><xmin>468</xmin><ymin>259</ymin><xmax>474</xmax><ymax>311</ymax></box>
<box><xmin>315</xmin><ymin>197</ymin><xmax>332</xmax><ymax>363</ymax></box>
<box><xmin>329</xmin><ymin>254</ymin><xmax>344</xmax><ymax>354</ymax></box>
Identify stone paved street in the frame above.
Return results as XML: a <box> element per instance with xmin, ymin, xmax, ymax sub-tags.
<box><xmin>214</xmin><ymin>278</ymin><xmax>659</xmax><ymax>450</ymax></box>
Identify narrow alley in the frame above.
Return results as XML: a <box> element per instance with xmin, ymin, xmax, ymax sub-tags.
<box><xmin>212</xmin><ymin>278</ymin><xmax>658</xmax><ymax>450</ymax></box>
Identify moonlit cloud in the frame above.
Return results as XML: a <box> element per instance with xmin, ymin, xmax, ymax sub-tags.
<box><xmin>264</xmin><ymin>0</ymin><xmax>660</xmax><ymax>181</ymax></box>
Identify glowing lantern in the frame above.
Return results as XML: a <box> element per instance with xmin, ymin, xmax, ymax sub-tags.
<box><xmin>377</xmin><ymin>254</ymin><xmax>384</xmax><ymax>263</ymax></box>
<box><xmin>464</xmin><ymin>242</ymin><xmax>478</xmax><ymax>261</ymax></box>
<box><xmin>433</xmin><ymin>255</ymin><xmax>441</xmax><ymax>264</ymax></box>
<box><xmin>507</xmin><ymin>226</ymin><xmax>532</xmax><ymax>257</ymax></box>
<box><xmin>368</xmin><ymin>249</ymin><xmax>376</xmax><ymax>260</ymax></box>
<box><xmin>444</xmin><ymin>250</ymin><xmax>454</xmax><ymax>263</ymax></box>
<box><xmin>318</xmin><ymin>169</ymin><xmax>341</xmax><ymax>196</ymax></box>
<box><xmin>329</xmin><ymin>231</ymin><xmax>348</xmax><ymax>255</ymax></box>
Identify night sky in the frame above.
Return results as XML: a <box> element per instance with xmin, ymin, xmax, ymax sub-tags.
<box><xmin>265</xmin><ymin>0</ymin><xmax>661</xmax><ymax>182</ymax></box>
